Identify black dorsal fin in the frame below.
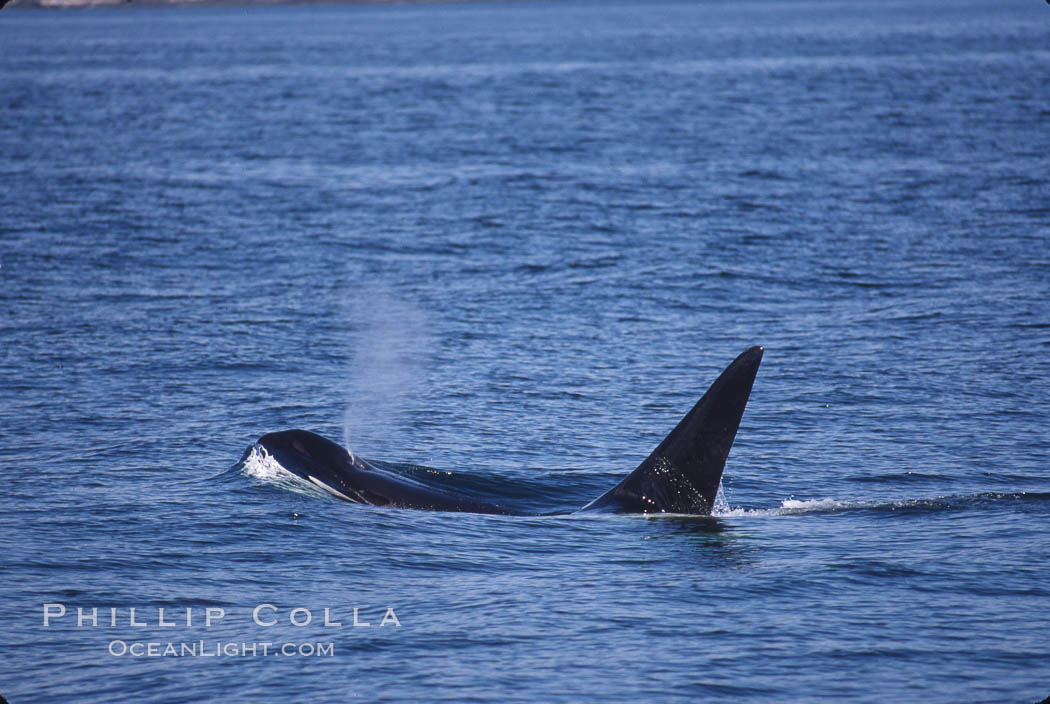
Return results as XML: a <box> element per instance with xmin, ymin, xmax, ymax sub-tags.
<box><xmin>583</xmin><ymin>346</ymin><xmax>763</xmax><ymax>515</ymax></box>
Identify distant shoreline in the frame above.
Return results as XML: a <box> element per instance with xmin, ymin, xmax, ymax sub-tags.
<box><xmin>3</xmin><ymin>0</ymin><xmax>505</xmax><ymax>10</ymax></box>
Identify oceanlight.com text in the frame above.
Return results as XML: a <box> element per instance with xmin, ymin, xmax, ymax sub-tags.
<box><xmin>108</xmin><ymin>640</ymin><xmax>334</xmax><ymax>658</ymax></box>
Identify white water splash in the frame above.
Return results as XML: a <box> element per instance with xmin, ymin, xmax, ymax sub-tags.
<box><xmin>779</xmin><ymin>497</ymin><xmax>848</xmax><ymax>512</ymax></box>
<box><xmin>712</xmin><ymin>497</ymin><xmax>856</xmax><ymax>518</ymax></box>
<box><xmin>239</xmin><ymin>445</ymin><xmax>290</xmax><ymax>482</ymax></box>
<box><xmin>712</xmin><ymin>482</ymin><xmax>732</xmax><ymax>514</ymax></box>
<box><xmin>239</xmin><ymin>445</ymin><xmax>329</xmax><ymax>499</ymax></box>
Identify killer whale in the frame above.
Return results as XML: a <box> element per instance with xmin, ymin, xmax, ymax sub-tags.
<box><xmin>251</xmin><ymin>346</ymin><xmax>763</xmax><ymax>515</ymax></box>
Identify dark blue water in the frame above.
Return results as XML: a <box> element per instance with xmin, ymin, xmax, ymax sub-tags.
<box><xmin>3</xmin><ymin>1</ymin><xmax>1050</xmax><ymax>701</ymax></box>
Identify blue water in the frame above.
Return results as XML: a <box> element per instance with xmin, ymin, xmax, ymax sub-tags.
<box><xmin>2</xmin><ymin>0</ymin><xmax>1050</xmax><ymax>701</ymax></box>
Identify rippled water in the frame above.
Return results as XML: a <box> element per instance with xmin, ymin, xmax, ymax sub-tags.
<box><xmin>2</xmin><ymin>1</ymin><xmax>1049</xmax><ymax>702</ymax></box>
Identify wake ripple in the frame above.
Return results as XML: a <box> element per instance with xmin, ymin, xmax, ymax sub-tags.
<box><xmin>715</xmin><ymin>492</ymin><xmax>1050</xmax><ymax>518</ymax></box>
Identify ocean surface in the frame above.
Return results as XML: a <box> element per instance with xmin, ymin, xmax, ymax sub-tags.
<box><xmin>2</xmin><ymin>0</ymin><xmax>1049</xmax><ymax>701</ymax></box>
